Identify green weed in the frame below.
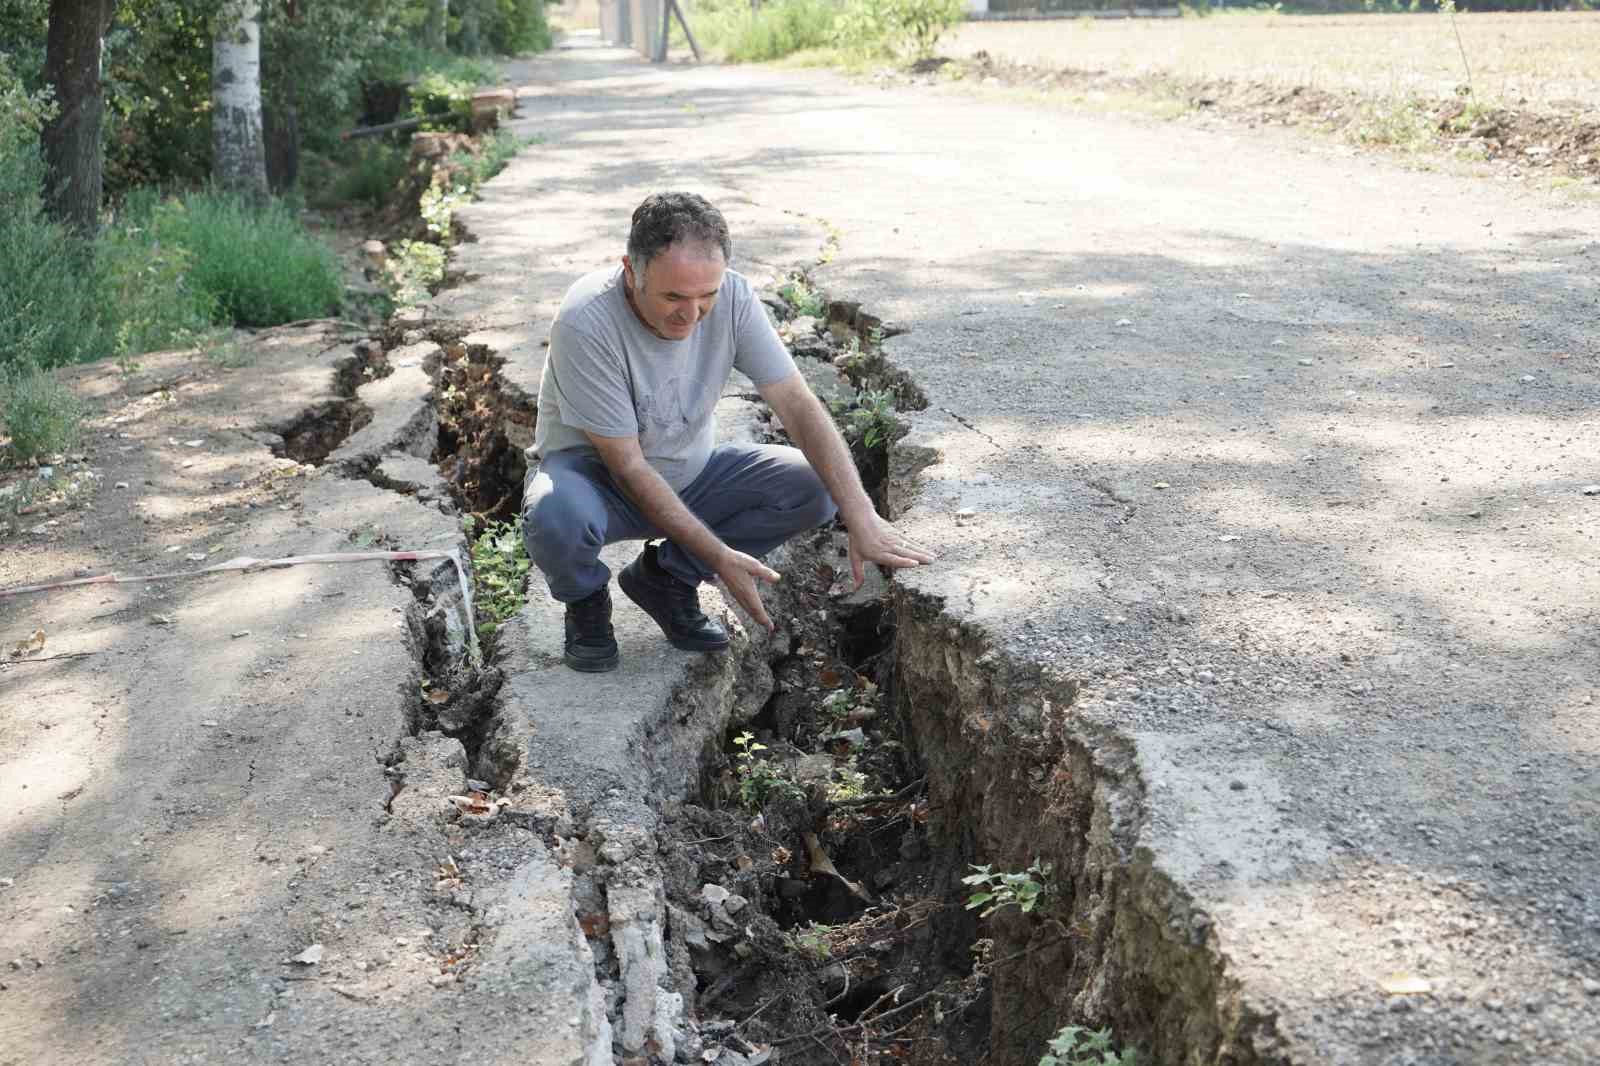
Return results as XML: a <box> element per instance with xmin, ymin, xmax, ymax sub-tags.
<box><xmin>466</xmin><ymin>516</ymin><xmax>532</xmax><ymax>639</ymax></box>
<box><xmin>1039</xmin><ymin>1025</ymin><xmax>1138</xmax><ymax>1066</ymax></box>
<box><xmin>733</xmin><ymin>731</ymin><xmax>804</xmax><ymax>810</ymax></box>
<box><xmin>837</xmin><ymin>387</ymin><xmax>897</xmax><ymax>451</ymax></box>
<box><xmin>821</xmin><ymin>680</ymin><xmax>879</xmax><ymax>724</ymax></box>
<box><xmin>1</xmin><ymin>364</ymin><xmax>84</xmax><ymax>462</ymax></box>
<box><xmin>826</xmin><ymin>757</ymin><xmax>872</xmax><ymax>802</ymax></box>
<box><xmin>783</xmin><ymin>922</ymin><xmax>836</xmax><ymax>959</ymax></box>
<box><xmin>388</xmin><ymin>239</ymin><xmax>448</xmax><ymax>306</ymax></box>
<box><xmin>962</xmin><ymin>859</ymin><xmax>1052</xmax><ymax>918</ymax></box>
<box><xmin>778</xmin><ymin>274</ymin><xmax>827</xmax><ymax>318</ymax></box>
<box><xmin>1349</xmin><ymin>97</ymin><xmax>1436</xmax><ymax>151</ymax></box>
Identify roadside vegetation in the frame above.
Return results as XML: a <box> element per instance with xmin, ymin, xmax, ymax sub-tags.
<box><xmin>678</xmin><ymin>0</ymin><xmax>967</xmax><ymax>63</ymax></box>
<box><xmin>0</xmin><ymin>0</ymin><xmax>551</xmax><ymax>464</ymax></box>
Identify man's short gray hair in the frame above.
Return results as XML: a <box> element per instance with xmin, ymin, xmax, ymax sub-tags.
<box><xmin>627</xmin><ymin>192</ymin><xmax>732</xmax><ymax>277</ymax></box>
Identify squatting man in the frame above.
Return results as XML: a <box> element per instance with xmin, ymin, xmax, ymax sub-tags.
<box><xmin>521</xmin><ymin>192</ymin><xmax>935</xmax><ymax>672</ymax></box>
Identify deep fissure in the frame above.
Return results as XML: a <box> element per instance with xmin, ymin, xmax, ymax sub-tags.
<box><xmin>345</xmin><ymin>273</ymin><xmax>1210</xmax><ymax>1065</ymax></box>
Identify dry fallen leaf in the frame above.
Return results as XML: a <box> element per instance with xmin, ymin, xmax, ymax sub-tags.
<box><xmin>426</xmin><ymin>688</ymin><xmax>451</xmax><ymax>704</ymax></box>
<box><xmin>8</xmin><ymin>629</ymin><xmax>45</xmax><ymax>659</ymax></box>
<box><xmin>1380</xmin><ymin>972</ymin><xmax>1432</xmax><ymax>995</ymax></box>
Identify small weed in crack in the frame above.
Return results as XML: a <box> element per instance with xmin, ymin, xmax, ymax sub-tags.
<box><xmin>464</xmin><ymin>515</ymin><xmax>530</xmax><ymax>644</ymax></box>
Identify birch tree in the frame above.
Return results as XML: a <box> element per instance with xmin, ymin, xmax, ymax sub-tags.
<box><xmin>212</xmin><ymin>0</ymin><xmax>269</xmax><ymax>198</ymax></box>
<box><xmin>423</xmin><ymin>0</ymin><xmax>449</xmax><ymax>51</ymax></box>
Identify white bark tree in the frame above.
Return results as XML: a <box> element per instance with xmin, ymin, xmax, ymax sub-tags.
<box><xmin>423</xmin><ymin>0</ymin><xmax>450</xmax><ymax>52</ymax></box>
<box><xmin>212</xmin><ymin>0</ymin><xmax>269</xmax><ymax>198</ymax></box>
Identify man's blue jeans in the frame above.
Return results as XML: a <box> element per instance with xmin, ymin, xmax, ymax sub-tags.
<box><xmin>521</xmin><ymin>444</ymin><xmax>838</xmax><ymax>603</ymax></box>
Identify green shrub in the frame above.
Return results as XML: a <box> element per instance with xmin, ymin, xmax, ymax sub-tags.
<box><xmin>488</xmin><ymin>0</ymin><xmax>553</xmax><ymax>54</ymax></box>
<box><xmin>408</xmin><ymin>70</ymin><xmax>478</xmax><ymax>132</ymax></box>
<box><xmin>0</xmin><ymin>56</ymin><xmax>108</xmax><ymax>373</ymax></box>
<box><xmin>327</xmin><ymin>142</ymin><xmax>410</xmax><ymax>210</ymax></box>
<box><xmin>694</xmin><ymin>0</ymin><xmax>840</xmax><ymax>63</ymax></box>
<box><xmin>155</xmin><ymin>191</ymin><xmax>344</xmax><ymax>328</ymax></box>
<box><xmin>835</xmin><ymin>0</ymin><xmax>963</xmax><ymax>59</ymax></box>
<box><xmin>98</xmin><ymin>192</ymin><xmax>219</xmax><ymax>357</ymax></box>
<box><xmin>2</xmin><ymin>364</ymin><xmax>84</xmax><ymax>461</ymax></box>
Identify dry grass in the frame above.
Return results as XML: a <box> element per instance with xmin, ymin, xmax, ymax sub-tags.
<box><xmin>945</xmin><ymin>12</ymin><xmax>1600</xmax><ymax>110</ymax></box>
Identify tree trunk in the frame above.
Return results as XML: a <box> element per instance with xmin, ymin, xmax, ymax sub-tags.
<box><xmin>264</xmin><ymin>101</ymin><xmax>299</xmax><ymax>193</ymax></box>
<box><xmin>41</xmin><ymin>0</ymin><xmax>115</xmax><ymax>235</ymax></box>
<box><xmin>423</xmin><ymin>0</ymin><xmax>449</xmax><ymax>51</ymax></box>
<box><xmin>459</xmin><ymin>0</ymin><xmax>482</xmax><ymax>55</ymax></box>
<box><xmin>212</xmin><ymin>0</ymin><xmax>269</xmax><ymax>198</ymax></box>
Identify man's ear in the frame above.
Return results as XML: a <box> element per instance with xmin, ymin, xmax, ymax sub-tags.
<box><xmin>620</xmin><ymin>255</ymin><xmax>637</xmax><ymax>292</ymax></box>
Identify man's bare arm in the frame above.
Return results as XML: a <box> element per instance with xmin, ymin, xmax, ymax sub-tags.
<box><xmin>758</xmin><ymin>373</ymin><xmax>935</xmax><ymax>587</ymax></box>
<box><xmin>583</xmin><ymin>432</ymin><xmax>780</xmax><ymax>631</ymax></box>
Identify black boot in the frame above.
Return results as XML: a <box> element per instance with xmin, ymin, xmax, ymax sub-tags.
<box><xmin>618</xmin><ymin>543</ymin><xmax>730</xmax><ymax>652</ymax></box>
<box><xmin>563</xmin><ymin>585</ymin><xmax>620</xmax><ymax>673</ymax></box>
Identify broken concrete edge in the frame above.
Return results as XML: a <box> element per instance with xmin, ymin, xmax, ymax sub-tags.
<box><xmin>881</xmin><ymin>346</ymin><xmax>1289</xmax><ymax>1061</ymax></box>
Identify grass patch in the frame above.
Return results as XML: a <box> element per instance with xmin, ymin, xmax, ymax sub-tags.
<box><xmin>145</xmin><ymin>191</ymin><xmax>344</xmax><ymax>328</ymax></box>
<box><xmin>690</xmin><ymin>0</ymin><xmax>840</xmax><ymax>62</ymax></box>
<box><xmin>1</xmin><ymin>364</ymin><xmax>84</xmax><ymax>462</ymax></box>
<box><xmin>1349</xmin><ymin>95</ymin><xmax>1438</xmax><ymax>150</ymax></box>
<box><xmin>99</xmin><ymin>191</ymin><xmax>220</xmax><ymax>359</ymax></box>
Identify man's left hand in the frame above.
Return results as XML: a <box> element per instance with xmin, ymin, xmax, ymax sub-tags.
<box><xmin>848</xmin><ymin>512</ymin><xmax>936</xmax><ymax>589</ymax></box>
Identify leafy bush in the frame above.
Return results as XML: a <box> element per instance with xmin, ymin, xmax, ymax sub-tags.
<box><xmin>98</xmin><ymin>192</ymin><xmax>219</xmax><ymax>357</ymax></box>
<box><xmin>408</xmin><ymin>70</ymin><xmax>479</xmax><ymax>132</ymax></box>
<box><xmin>487</xmin><ymin>0</ymin><xmax>553</xmax><ymax>54</ymax></box>
<box><xmin>835</xmin><ymin>0</ymin><xmax>963</xmax><ymax>60</ymax></box>
<box><xmin>154</xmin><ymin>191</ymin><xmax>344</xmax><ymax>327</ymax></box>
<box><xmin>2</xmin><ymin>364</ymin><xmax>84</xmax><ymax>461</ymax></box>
<box><xmin>0</xmin><ymin>56</ymin><xmax>107</xmax><ymax>373</ymax></box>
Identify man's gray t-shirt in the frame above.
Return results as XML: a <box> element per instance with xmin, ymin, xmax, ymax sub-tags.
<box><xmin>533</xmin><ymin>265</ymin><xmax>797</xmax><ymax>490</ymax></box>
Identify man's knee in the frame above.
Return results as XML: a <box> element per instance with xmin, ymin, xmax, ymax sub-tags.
<box><xmin>782</xmin><ymin>464</ymin><xmax>838</xmax><ymax>531</ymax></box>
<box><xmin>521</xmin><ymin>486</ymin><xmax>602</xmax><ymax>567</ymax></box>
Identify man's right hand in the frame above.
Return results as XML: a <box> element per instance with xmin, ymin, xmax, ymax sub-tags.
<box><xmin>715</xmin><ymin>549</ymin><xmax>781</xmax><ymax>633</ymax></box>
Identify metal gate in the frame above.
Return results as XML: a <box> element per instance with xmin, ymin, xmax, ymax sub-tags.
<box><xmin>598</xmin><ymin>0</ymin><xmax>665</xmax><ymax>58</ymax></box>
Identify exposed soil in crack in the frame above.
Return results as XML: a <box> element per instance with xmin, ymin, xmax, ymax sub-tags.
<box><xmin>633</xmin><ymin>282</ymin><xmax>1002</xmax><ymax>1066</ymax></box>
<box><xmin>433</xmin><ymin>339</ymin><xmax>531</xmax><ymax>524</ymax></box>
<box><xmin>267</xmin><ymin>339</ymin><xmax>390</xmax><ymax>464</ymax></box>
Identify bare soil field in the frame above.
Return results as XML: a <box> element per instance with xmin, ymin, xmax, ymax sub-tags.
<box><xmin>947</xmin><ymin>12</ymin><xmax>1600</xmax><ymax>109</ymax></box>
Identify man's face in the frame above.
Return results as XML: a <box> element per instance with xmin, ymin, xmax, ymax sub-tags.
<box><xmin>622</xmin><ymin>242</ymin><xmax>725</xmax><ymax>342</ymax></box>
